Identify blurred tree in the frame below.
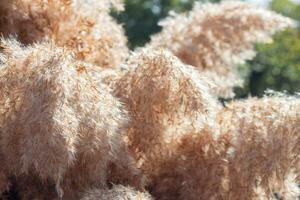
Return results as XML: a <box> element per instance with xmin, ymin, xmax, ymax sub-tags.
<box><xmin>113</xmin><ymin>0</ymin><xmax>220</xmax><ymax>48</ymax></box>
<box><xmin>236</xmin><ymin>0</ymin><xmax>300</xmax><ymax>97</ymax></box>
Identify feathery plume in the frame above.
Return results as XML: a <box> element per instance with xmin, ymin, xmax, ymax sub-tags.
<box><xmin>0</xmin><ymin>0</ymin><xmax>128</xmax><ymax>68</ymax></box>
<box><xmin>148</xmin><ymin>1</ymin><xmax>294</xmax><ymax>97</ymax></box>
<box><xmin>218</xmin><ymin>94</ymin><xmax>300</xmax><ymax>199</ymax></box>
<box><xmin>113</xmin><ymin>48</ymin><xmax>224</xmax><ymax>199</ymax></box>
<box><xmin>113</xmin><ymin>48</ymin><xmax>219</xmax><ymax>160</ymax></box>
<box><xmin>0</xmin><ymin>39</ymin><xmax>138</xmax><ymax>199</ymax></box>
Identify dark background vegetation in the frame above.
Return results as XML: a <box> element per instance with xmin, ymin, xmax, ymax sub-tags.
<box><xmin>113</xmin><ymin>0</ymin><xmax>300</xmax><ymax>98</ymax></box>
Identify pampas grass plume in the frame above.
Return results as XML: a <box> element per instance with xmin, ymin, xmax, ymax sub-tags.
<box><xmin>148</xmin><ymin>1</ymin><xmax>294</xmax><ymax>97</ymax></box>
<box><xmin>113</xmin><ymin>48</ymin><xmax>219</xmax><ymax>160</ymax></box>
<box><xmin>0</xmin><ymin>0</ymin><xmax>128</xmax><ymax>68</ymax></box>
<box><xmin>0</xmin><ymin>39</ymin><xmax>138</xmax><ymax>199</ymax></box>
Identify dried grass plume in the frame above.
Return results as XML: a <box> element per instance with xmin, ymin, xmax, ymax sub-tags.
<box><xmin>114</xmin><ymin>48</ymin><xmax>219</xmax><ymax>160</ymax></box>
<box><xmin>148</xmin><ymin>1</ymin><xmax>294</xmax><ymax>97</ymax></box>
<box><xmin>0</xmin><ymin>0</ymin><xmax>128</xmax><ymax>68</ymax></box>
<box><xmin>0</xmin><ymin>38</ymin><xmax>138</xmax><ymax>199</ymax></box>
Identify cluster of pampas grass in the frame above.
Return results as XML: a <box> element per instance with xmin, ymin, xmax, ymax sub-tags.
<box><xmin>0</xmin><ymin>1</ymin><xmax>299</xmax><ymax>200</ymax></box>
<box><xmin>112</xmin><ymin>50</ymin><xmax>299</xmax><ymax>200</ymax></box>
<box><xmin>148</xmin><ymin>1</ymin><xmax>295</xmax><ymax>98</ymax></box>
<box><xmin>0</xmin><ymin>0</ymin><xmax>128</xmax><ymax>68</ymax></box>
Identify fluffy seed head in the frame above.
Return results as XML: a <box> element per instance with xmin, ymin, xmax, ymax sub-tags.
<box><xmin>0</xmin><ymin>0</ymin><xmax>128</xmax><ymax>68</ymax></box>
<box><xmin>149</xmin><ymin>1</ymin><xmax>294</xmax><ymax>97</ymax></box>
<box><xmin>114</xmin><ymin>48</ymin><xmax>219</xmax><ymax>160</ymax></box>
<box><xmin>0</xmin><ymin>39</ymin><xmax>134</xmax><ymax>199</ymax></box>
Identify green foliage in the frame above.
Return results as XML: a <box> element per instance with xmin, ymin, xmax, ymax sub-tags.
<box><xmin>271</xmin><ymin>0</ymin><xmax>300</xmax><ymax>19</ymax></box>
<box><xmin>113</xmin><ymin>0</ymin><xmax>220</xmax><ymax>48</ymax></box>
<box><xmin>236</xmin><ymin>0</ymin><xmax>300</xmax><ymax>97</ymax></box>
